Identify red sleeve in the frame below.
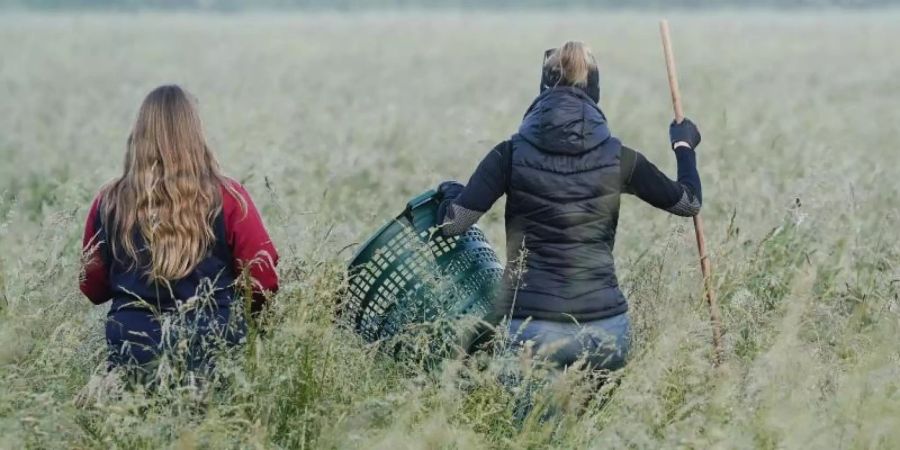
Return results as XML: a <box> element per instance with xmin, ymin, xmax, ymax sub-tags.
<box><xmin>222</xmin><ymin>181</ymin><xmax>280</xmax><ymax>303</ymax></box>
<box><xmin>80</xmin><ymin>194</ymin><xmax>112</xmax><ymax>305</ymax></box>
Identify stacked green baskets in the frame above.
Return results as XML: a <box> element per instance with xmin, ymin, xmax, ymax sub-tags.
<box><xmin>345</xmin><ymin>189</ymin><xmax>504</xmax><ymax>354</ymax></box>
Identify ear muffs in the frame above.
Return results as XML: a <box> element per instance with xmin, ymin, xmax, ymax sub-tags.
<box><xmin>539</xmin><ymin>47</ymin><xmax>601</xmax><ymax>104</ymax></box>
<box><xmin>540</xmin><ymin>48</ymin><xmax>561</xmax><ymax>93</ymax></box>
<box><xmin>585</xmin><ymin>64</ymin><xmax>600</xmax><ymax>103</ymax></box>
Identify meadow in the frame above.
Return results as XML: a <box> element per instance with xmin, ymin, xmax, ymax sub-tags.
<box><xmin>1</xmin><ymin>11</ymin><xmax>899</xmax><ymax>449</ymax></box>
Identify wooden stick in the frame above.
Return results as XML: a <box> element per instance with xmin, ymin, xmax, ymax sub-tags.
<box><xmin>659</xmin><ymin>19</ymin><xmax>724</xmax><ymax>366</ymax></box>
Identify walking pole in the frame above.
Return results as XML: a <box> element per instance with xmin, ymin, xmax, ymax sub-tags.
<box><xmin>659</xmin><ymin>20</ymin><xmax>724</xmax><ymax>366</ymax></box>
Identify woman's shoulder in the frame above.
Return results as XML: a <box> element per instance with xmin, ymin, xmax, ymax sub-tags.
<box><xmin>220</xmin><ymin>177</ymin><xmax>252</xmax><ymax>197</ymax></box>
<box><xmin>88</xmin><ymin>180</ymin><xmax>117</xmax><ymax>213</ymax></box>
<box><xmin>220</xmin><ymin>177</ymin><xmax>255</xmax><ymax>217</ymax></box>
<box><xmin>85</xmin><ymin>181</ymin><xmax>116</xmax><ymax>230</ymax></box>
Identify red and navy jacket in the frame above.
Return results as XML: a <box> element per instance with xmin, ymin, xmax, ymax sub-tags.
<box><xmin>80</xmin><ymin>180</ymin><xmax>279</xmax><ymax>312</ymax></box>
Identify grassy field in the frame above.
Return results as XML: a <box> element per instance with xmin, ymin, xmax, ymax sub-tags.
<box><xmin>1</xmin><ymin>11</ymin><xmax>899</xmax><ymax>449</ymax></box>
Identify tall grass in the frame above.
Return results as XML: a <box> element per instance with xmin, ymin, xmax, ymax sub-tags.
<box><xmin>1</xmin><ymin>11</ymin><xmax>899</xmax><ymax>449</ymax></box>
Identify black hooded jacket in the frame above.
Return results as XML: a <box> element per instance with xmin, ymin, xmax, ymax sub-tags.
<box><xmin>442</xmin><ymin>87</ymin><xmax>702</xmax><ymax>322</ymax></box>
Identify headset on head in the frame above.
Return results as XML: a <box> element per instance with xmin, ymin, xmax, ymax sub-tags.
<box><xmin>539</xmin><ymin>47</ymin><xmax>600</xmax><ymax>103</ymax></box>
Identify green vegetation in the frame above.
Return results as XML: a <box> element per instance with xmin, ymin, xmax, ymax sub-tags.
<box><xmin>1</xmin><ymin>12</ymin><xmax>899</xmax><ymax>449</ymax></box>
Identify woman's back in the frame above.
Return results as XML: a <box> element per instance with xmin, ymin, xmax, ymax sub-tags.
<box><xmin>504</xmin><ymin>86</ymin><xmax>627</xmax><ymax>322</ymax></box>
<box><xmin>79</xmin><ymin>85</ymin><xmax>279</xmax><ymax>371</ymax></box>
<box><xmin>434</xmin><ymin>41</ymin><xmax>703</xmax><ymax>370</ymax></box>
<box><xmin>83</xmin><ymin>180</ymin><xmax>274</xmax><ymax>313</ymax></box>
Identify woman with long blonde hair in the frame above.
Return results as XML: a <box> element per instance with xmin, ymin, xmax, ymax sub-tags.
<box><xmin>436</xmin><ymin>41</ymin><xmax>703</xmax><ymax>370</ymax></box>
<box><xmin>80</xmin><ymin>85</ymin><xmax>278</xmax><ymax>371</ymax></box>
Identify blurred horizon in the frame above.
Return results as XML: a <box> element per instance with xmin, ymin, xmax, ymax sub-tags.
<box><xmin>2</xmin><ymin>0</ymin><xmax>899</xmax><ymax>11</ymax></box>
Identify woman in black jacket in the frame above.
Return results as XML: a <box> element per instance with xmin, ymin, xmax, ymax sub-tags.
<box><xmin>437</xmin><ymin>41</ymin><xmax>703</xmax><ymax>371</ymax></box>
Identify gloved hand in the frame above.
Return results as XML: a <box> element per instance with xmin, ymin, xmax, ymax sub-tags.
<box><xmin>669</xmin><ymin>118</ymin><xmax>701</xmax><ymax>150</ymax></box>
<box><xmin>437</xmin><ymin>180</ymin><xmax>465</xmax><ymax>202</ymax></box>
<box><xmin>436</xmin><ymin>180</ymin><xmax>465</xmax><ymax>225</ymax></box>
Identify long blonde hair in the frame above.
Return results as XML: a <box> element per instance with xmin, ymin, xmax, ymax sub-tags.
<box><xmin>102</xmin><ymin>85</ymin><xmax>243</xmax><ymax>282</ymax></box>
<box><xmin>543</xmin><ymin>40</ymin><xmax>597</xmax><ymax>88</ymax></box>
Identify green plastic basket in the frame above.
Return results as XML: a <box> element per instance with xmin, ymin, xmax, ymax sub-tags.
<box><xmin>345</xmin><ymin>189</ymin><xmax>504</xmax><ymax>346</ymax></box>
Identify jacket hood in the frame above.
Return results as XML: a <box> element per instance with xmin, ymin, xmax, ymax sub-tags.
<box><xmin>518</xmin><ymin>87</ymin><xmax>611</xmax><ymax>155</ymax></box>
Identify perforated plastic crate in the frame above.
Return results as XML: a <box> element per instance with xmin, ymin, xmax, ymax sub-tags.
<box><xmin>345</xmin><ymin>189</ymin><xmax>504</xmax><ymax>345</ymax></box>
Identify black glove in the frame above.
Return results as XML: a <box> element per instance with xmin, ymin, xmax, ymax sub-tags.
<box><xmin>437</xmin><ymin>180</ymin><xmax>465</xmax><ymax>201</ymax></box>
<box><xmin>436</xmin><ymin>181</ymin><xmax>465</xmax><ymax>224</ymax></box>
<box><xmin>669</xmin><ymin>118</ymin><xmax>701</xmax><ymax>150</ymax></box>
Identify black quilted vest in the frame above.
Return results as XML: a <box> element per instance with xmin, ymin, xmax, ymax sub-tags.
<box><xmin>499</xmin><ymin>87</ymin><xmax>627</xmax><ymax>322</ymax></box>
